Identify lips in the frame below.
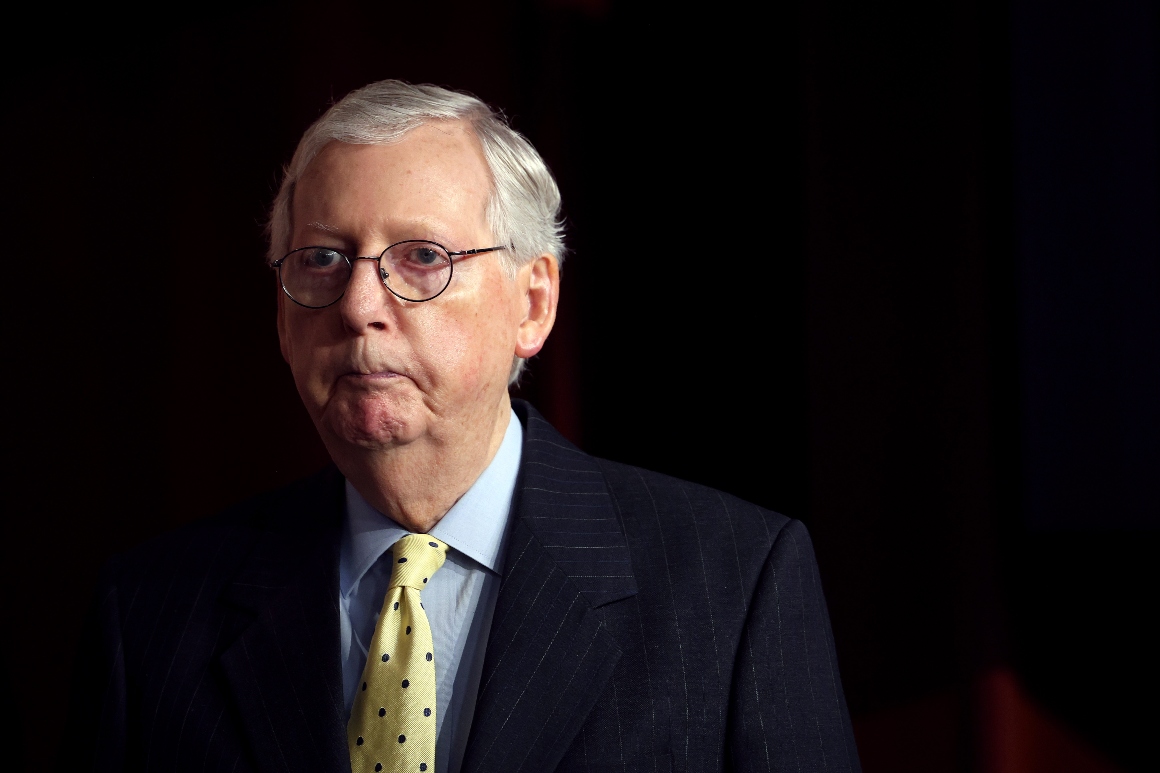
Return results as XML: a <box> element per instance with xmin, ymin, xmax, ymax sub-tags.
<box><xmin>347</xmin><ymin>369</ymin><xmax>401</xmax><ymax>380</ymax></box>
<box><xmin>331</xmin><ymin>348</ymin><xmax>410</xmax><ymax>384</ymax></box>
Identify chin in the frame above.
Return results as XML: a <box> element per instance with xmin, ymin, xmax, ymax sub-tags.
<box><xmin>321</xmin><ymin>392</ymin><xmax>423</xmax><ymax>450</ymax></box>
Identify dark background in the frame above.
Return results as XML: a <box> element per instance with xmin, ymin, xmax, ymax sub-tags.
<box><xmin>2</xmin><ymin>0</ymin><xmax>1156</xmax><ymax>771</ymax></box>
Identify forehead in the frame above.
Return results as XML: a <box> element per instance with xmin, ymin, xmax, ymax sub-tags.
<box><xmin>291</xmin><ymin>121</ymin><xmax>492</xmax><ymax>239</ymax></box>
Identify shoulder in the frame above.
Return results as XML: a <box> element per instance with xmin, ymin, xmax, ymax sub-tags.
<box><xmin>594</xmin><ymin>455</ymin><xmax>793</xmax><ymax>545</ymax></box>
<box><xmin>513</xmin><ymin>400</ymin><xmax>804</xmax><ymax>584</ymax></box>
<box><xmin>100</xmin><ymin>466</ymin><xmax>344</xmax><ymax>599</ymax></box>
<box><xmin>590</xmin><ymin>456</ymin><xmax>810</xmax><ymax>599</ymax></box>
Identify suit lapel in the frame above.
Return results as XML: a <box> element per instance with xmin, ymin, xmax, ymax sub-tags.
<box><xmin>462</xmin><ymin>403</ymin><xmax>638</xmax><ymax>773</ymax></box>
<box><xmin>218</xmin><ymin>469</ymin><xmax>351</xmax><ymax>773</ymax></box>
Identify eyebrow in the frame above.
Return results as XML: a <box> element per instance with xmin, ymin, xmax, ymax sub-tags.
<box><xmin>303</xmin><ymin>219</ymin><xmax>458</xmax><ymax>247</ymax></box>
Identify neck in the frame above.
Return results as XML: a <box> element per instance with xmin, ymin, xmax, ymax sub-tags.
<box><xmin>329</xmin><ymin>396</ymin><xmax>513</xmax><ymax>533</ymax></box>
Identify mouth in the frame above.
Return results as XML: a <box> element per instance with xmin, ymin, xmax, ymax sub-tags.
<box><xmin>344</xmin><ymin>369</ymin><xmax>402</xmax><ymax>380</ymax></box>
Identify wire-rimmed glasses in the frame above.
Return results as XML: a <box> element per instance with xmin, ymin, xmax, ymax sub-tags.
<box><xmin>272</xmin><ymin>240</ymin><xmax>507</xmax><ymax>308</ymax></box>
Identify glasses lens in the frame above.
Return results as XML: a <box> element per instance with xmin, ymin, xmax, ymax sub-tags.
<box><xmin>281</xmin><ymin>247</ymin><xmax>351</xmax><ymax>308</ymax></box>
<box><xmin>381</xmin><ymin>241</ymin><xmax>452</xmax><ymax>301</ymax></box>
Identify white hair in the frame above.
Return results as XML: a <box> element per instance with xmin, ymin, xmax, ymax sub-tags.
<box><xmin>267</xmin><ymin>80</ymin><xmax>566</xmax><ymax>384</ymax></box>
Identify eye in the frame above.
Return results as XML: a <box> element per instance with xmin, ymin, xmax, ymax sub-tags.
<box><xmin>303</xmin><ymin>248</ymin><xmax>345</xmax><ymax>270</ymax></box>
<box><xmin>399</xmin><ymin>243</ymin><xmax>449</xmax><ymax>268</ymax></box>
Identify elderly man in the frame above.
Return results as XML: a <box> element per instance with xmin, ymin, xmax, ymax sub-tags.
<box><xmin>64</xmin><ymin>81</ymin><xmax>860</xmax><ymax>773</ymax></box>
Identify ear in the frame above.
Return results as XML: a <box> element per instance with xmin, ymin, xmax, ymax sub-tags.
<box><xmin>276</xmin><ymin>284</ymin><xmax>293</xmax><ymax>365</ymax></box>
<box><xmin>514</xmin><ymin>254</ymin><xmax>560</xmax><ymax>359</ymax></box>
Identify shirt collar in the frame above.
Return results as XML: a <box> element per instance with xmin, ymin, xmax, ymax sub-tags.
<box><xmin>340</xmin><ymin>409</ymin><xmax>523</xmax><ymax>597</ymax></box>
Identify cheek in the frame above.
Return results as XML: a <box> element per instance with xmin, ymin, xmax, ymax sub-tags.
<box><xmin>417</xmin><ymin>317</ymin><xmax>485</xmax><ymax>387</ymax></box>
<box><xmin>416</xmin><ymin>304</ymin><xmax>516</xmax><ymax>393</ymax></box>
<box><xmin>283</xmin><ymin>317</ymin><xmax>340</xmax><ymax>401</ymax></box>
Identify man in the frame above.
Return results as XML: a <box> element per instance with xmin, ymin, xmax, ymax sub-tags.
<box><xmin>64</xmin><ymin>81</ymin><xmax>860</xmax><ymax>773</ymax></box>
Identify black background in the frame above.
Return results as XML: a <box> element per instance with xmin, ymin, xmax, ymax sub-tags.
<box><xmin>2</xmin><ymin>1</ymin><xmax>1155</xmax><ymax>771</ymax></box>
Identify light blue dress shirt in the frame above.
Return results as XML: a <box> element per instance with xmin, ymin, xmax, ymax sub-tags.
<box><xmin>339</xmin><ymin>411</ymin><xmax>522</xmax><ymax>773</ymax></box>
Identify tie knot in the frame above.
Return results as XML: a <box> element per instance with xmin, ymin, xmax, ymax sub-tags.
<box><xmin>388</xmin><ymin>534</ymin><xmax>448</xmax><ymax>590</ymax></box>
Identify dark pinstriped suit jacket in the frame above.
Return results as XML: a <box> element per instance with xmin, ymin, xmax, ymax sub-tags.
<box><xmin>63</xmin><ymin>401</ymin><xmax>860</xmax><ymax>772</ymax></box>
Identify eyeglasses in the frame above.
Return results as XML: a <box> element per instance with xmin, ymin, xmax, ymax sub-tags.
<box><xmin>272</xmin><ymin>240</ymin><xmax>507</xmax><ymax>308</ymax></box>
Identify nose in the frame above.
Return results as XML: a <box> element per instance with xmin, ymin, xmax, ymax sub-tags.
<box><xmin>338</xmin><ymin>256</ymin><xmax>393</xmax><ymax>331</ymax></box>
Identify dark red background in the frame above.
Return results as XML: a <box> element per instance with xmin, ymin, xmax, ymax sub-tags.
<box><xmin>2</xmin><ymin>1</ymin><xmax>1155</xmax><ymax>771</ymax></box>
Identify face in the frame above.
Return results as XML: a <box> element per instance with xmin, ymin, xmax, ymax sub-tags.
<box><xmin>277</xmin><ymin>124</ymin><xmax>545</xmax><ymax>461</ymax></box>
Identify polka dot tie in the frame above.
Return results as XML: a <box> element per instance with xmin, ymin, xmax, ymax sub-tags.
<box><xmin>348</xmin><ymin>534</ymin><xmax>448</xmax><ymax>773</ymax></box>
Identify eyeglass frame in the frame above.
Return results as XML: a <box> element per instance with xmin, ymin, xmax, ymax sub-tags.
<box><xmin>271</xmin><ymin>240</ymin><xmax>508</xmax><ymax>308</ymax></box>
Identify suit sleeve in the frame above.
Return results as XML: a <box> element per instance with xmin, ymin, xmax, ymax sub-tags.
<box><xmin>726</xmin><ymin>519</ymin><xmax>861</xmax><ymax>773</ymax></box>
<box><xmin>59</xmin><ymin>558</ymin><xmax>129</xmax><ymax>773</ymax></box>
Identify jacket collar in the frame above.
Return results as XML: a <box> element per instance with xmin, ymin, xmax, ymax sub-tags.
<box><xmin>462</xmin><ymin>400</ymin><xmax>637</xmax><ymax>773</ymax></box>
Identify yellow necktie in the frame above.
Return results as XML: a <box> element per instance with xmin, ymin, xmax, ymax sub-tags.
<box><xmin>349</xmin><ymin>534</ymin><xmax>448</xmax><ymax>773</ymax></box>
